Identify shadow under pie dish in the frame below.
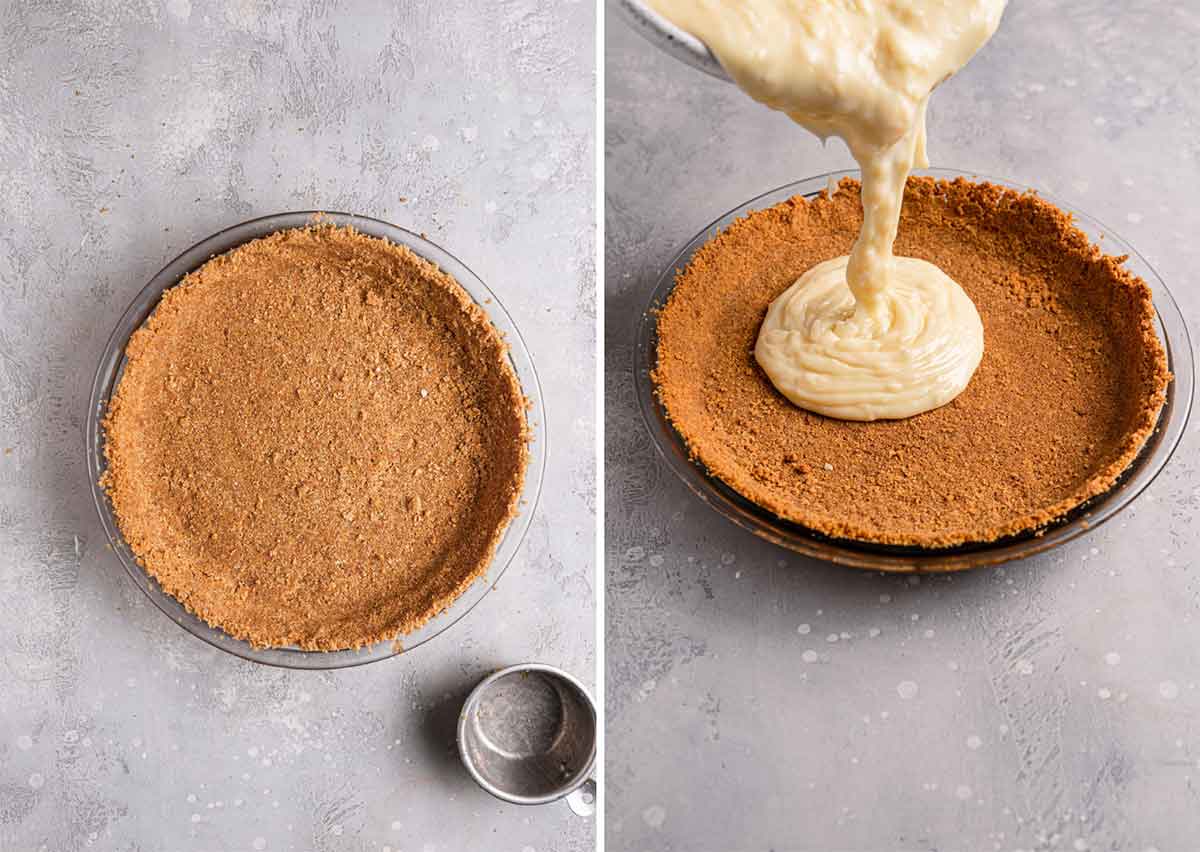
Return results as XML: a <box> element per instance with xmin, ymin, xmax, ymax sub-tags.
<box><xmin>89</xmin><ymin>213</ymin><xmax>544</xmax><ymax>665</ymax></box>
<box><xmin>642</xmin><ymin>171</ymin><xmax>1189</xmax><ymax>567</ymax></box>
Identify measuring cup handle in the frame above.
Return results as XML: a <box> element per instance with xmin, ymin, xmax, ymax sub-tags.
<box><xmin>565</xmin><ymin>777</ymin><xmax>597</xmax><ymax>817</ymax></box>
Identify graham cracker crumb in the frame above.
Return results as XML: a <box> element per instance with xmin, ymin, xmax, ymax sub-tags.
<box><xmin>653</xmin><ymin>177</ymin><xmax>1169</xmax><ymax>548</ymax></box>
<box><xmin>102</xmin><ymin>224</ymin><xmax>529</xmax><ymax>650</ymax></box>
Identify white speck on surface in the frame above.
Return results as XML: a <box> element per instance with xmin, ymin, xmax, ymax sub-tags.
<box><xmin>642</xmin><ymin>804</ymin><xmax>666</xmax><ymax>829</ymax></box>
<box><xmin>868</xmin><ymin>628</ymin><xmax>881</xmax><ymax>638</ymax></box>
<box><xmin>823</xmin><ymin>462</ymin><xmax>833</xmax><ymax>471</ymax></box>
<box><xmin>802</xmin><ymin>650</ymin><xmax>819</xmax><ymax>663</ymax></box>
<box><xmin>190</xmin><ymin>813</ymin><xmax>201</xmax><ymax>823</ymax></box>
<box><xmin>1074</xmin><ymin>839</ymin><xmax>1089</xmax><ymax>851</ymax></box>
<box><xmin>28</xmin><ymin>773</ymin><xmax>44</xmax><ymax>790</ymax></box>
<box><xmin>955</xmin><ymin>785</ymin><xmax>972</xmax><ymax>801</ymax></box>
<box><xmin>460</xmin><ymin>126</ymin><xmax>478</xmax><ymax>143</ymax></box>
<box><xmin>897</xmin><ymin>681</ymin><xmax>919</xmax><ymax>700</ymax></box>
<box><xmin>252</xmin><ymin>839</ymin><xmax>266</xmax><ymax>851</ymax></box>
<box><xmin>420</xmin><ymin>388</ymin><xmax>428</xmax><ymax>398</ymax></box>
<box><xmin>797</xmin><ymin>623</ymin><xmax>811</xmax><ymax>634</ymax></box>
<box><xmin>421</xmin><ymin>134</ymin><xmax>440</xmax><ymax>152</ymax></box>
<box><xmin>1098</xmin><ymin>688</ymin><xmax>1112</xmax><ymax>700</ymax></box>
<box><xmin>1105</xmin><ymin>652</ymin><xmax>1121</xmax><ymax>666</ymax></box>
<box><xmin>966</xmin><ymin>735</ymin><xmax>982</xmax><ymax>750</ymax></box>
<box><xmin>826</xmin><ymin>633</ymin><xmax>839</xmax><ymax>643</ymax></box>
<box><xmin>391</xmin><ymin>821</ymin><xmax>402</xmax><ymax>831</ymax></box>
<box><xmin>1127</xmin><ymin>212</ymin><xmax>1143</xmax><ymax>224</ymax></box>
<box><xmin>1016</xmin><ymin>659</ymin><xmax>1035</xmax><ymax>675</ymax></box>
<box><xmin>16</xmin><ymin>734</ymin><xmax>32</xmax><ymax>750</ymax></box>
<box><xmin>1160</xmin><ymin>680</ymin><xmax>1180</xmax><ymax>700</ymax></box>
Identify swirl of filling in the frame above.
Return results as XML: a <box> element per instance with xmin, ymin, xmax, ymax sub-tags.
<box><xmin>755</xmin><ymin>254</ymin><xmax>984</xmax><ymax>421</ymax></box>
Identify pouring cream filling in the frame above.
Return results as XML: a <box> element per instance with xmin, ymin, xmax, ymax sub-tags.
<box><xmin>647</xmin><ymin>0</ymin><xmax>1006</xmax><ymax>420</ymax></box>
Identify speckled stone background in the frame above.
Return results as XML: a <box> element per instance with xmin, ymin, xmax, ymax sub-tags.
<box><xmin>607</xmin><ymin>3</ymin><xmax>1200</xmax><ymax>850</ymax></box>
<box><xmin>0</xmin><ymin>1</ymin><xmax>595</xmax><ymax>850</ymax></box>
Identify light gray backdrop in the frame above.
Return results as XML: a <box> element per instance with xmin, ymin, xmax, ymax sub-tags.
<box><xmin>607</xmin><ymin>2</ymin><xmax>1200</xmax><ymax>850</ymax></box>
<box><xmin>0</xmin><ymin>1</ymin><xmax>595</xmax><ymax>850</ymax></box>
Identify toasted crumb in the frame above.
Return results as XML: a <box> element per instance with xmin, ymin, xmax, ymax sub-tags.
<box><xmin>102</xmin><ymin>224</ymin><xmax>529</xmax><ymax>649</ymax></box>
<box><xmin>653</xmin><ymin>177</ymin><xmax>1169</xmax><ymax>549</ymax></box>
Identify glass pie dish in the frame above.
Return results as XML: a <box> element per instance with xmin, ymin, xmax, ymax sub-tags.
<box><xmin>87</xmin><ymin>212</ymin><xmax>546</xmax><ymax>668</ymax></box>
<box><xmin>634</xmin><ymin>168</ymin><xmax>1193</xmax><ymax>571</ymax></box>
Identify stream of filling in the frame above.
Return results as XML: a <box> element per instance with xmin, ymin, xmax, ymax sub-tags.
<box><xmin>648</xmin><ymin>0</ymin><xmax>1007</xmax><ymax>420</ymax></box>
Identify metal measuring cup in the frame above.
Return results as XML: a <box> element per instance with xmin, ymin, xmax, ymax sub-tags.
<box><xmin>457</xmin><ymin>663</ymin><xmax>598</xmax><ymax>816</ymax></box>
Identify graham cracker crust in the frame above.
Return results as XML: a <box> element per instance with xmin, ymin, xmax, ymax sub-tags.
<box><xmin>102</xmin><ymin>224</ymin><xmax>529</xmax><ymax>650</ymax></box>
<box><xmin>652</xmin><ymin>177</ymin><xmax>1170</xmax><ymax>548</ymax></box>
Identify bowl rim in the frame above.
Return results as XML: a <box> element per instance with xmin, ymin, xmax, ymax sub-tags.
<box><xmin>86</xmin><ymin>210</ymin><xmax>547</xmax><ymax>669</ymax></box>
<box><xmin>613</xmin><ymin>0</ymin><xmax>729</xmax><ymax>81</ymax></box>
<box><xmin>634</xmin><ymin>167</ymin><xmax>1194</xmax><ymax>571</ymax></box>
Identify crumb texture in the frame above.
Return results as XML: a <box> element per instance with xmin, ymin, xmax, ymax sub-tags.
<box><xmin>102</xmin><ymin>224</ymin><xmax>529</xmax><ymax>650</ymax></box>
<box><xmin>653</xmin><ymin>177</ymin><xmax>1170</xmax><ymax>548</ymax></box>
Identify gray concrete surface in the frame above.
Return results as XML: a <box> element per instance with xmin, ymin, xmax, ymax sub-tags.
<box><xmin>606</xmin><ymin>2</ymin><xmax>1200</xmax><ymax>850</ymax></box>
<box><xmin>0</xmin><ymin>2</ymin><xmax>595</xmax><ymax>850</ymax></box>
